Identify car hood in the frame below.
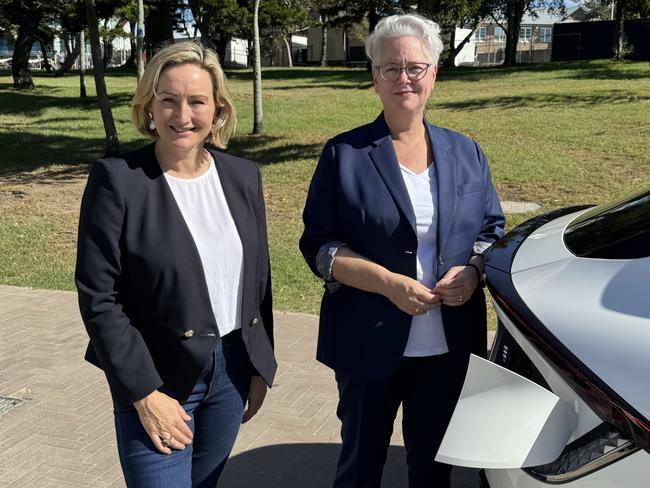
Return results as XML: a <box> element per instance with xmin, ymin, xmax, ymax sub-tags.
<box><xmin>511</xmin><ymin>212</ymin><xmax>650</xmax><ymax>420</ymax></box>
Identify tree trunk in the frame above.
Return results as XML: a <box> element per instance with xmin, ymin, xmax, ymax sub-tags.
<box><xmin>85</xmin><ymin>0</ymin><xmax>120</xmax><ymax>156</ymax></box>
<box><xmin>120</xmin><ymin>21</ymin><xmax>136</xmax><ymax>69</ymax></box>
<box><xmin>137</xmin><ymin>0</ymin><xmax>145</xmax><ymax>80</ymax></box>
<box><xmin>320</xmin><ymin>14</ymin><xmax>328</xmax><ymax>67</ymax></box>
<box><xmin>283</xmin><ymin>36</ymin><xmax>293</xmax><ymax>67</ymax></box>
<box><xmin>39</xmin><ymin>41</ymin><xmax>53</xmax><ymax>73</ymax></box>
<box><xmin>11</xmin><ymin>13</ymin><xmax>41</xmax><ymax>88</ymax></box>
<box><xmin>215</xmin><ymin>35</ymin><xmax>230</xmax><ymax>66</ymax></box>
<box><xmin>366</xmin><ymin>10</ymin><xmax>381</xmax><ymax>71</ymax></box>
<box><xmin>145</xmin><ymin>0</ymin><xmax>174</xmax><ymax>55</ymax></box>
<box><xmin>53</xmin><ymin>39</ymin><xmax>80</xmax><ymax>76</ymax></box>
<box><xmin>252</xmin><ymin>0</ymin><xmax>264</xmax><ymax>135</ymax></box>
<box><xmin>80</xmin><ymin>30</ymin><xmax>87</xmax><ymax>98</ymax></box>
<box><xmin>503</xmin><ymin>0</ymin><xmax>524</xmax><ymax>66</ymax></box>
<box><xmin>614</xmin><ymin>0</ymin><xmax>626</xmax><ymax>59</ymax></box>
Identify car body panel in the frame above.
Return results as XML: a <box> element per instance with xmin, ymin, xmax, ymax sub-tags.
<box><xmin>493</xmin><ymin>302</ymin><xmax>603</xmax><ymax>440</ymax></box>
<box><xmin>512</xmin><ymin>218</ymin><xmax>650</xmax><ymax>420</ymax></box>
<box><xmin>440</xmin><ymin>191</ymin><xmax>650</xmax><ymax>487</ymax></box>
<box><xmin>484</xmin><ymin>449</ymin><xmax>649</xmax><ymax>488</ymax></box>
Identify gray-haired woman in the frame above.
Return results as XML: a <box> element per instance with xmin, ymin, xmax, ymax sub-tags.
<box><xmin>300</xmin><ymin>14</ymin><xmax>504</xmax><ymax>488</ymax></box>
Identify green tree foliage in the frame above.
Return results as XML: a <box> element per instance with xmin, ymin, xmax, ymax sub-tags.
<box><xmin>581</xmin><ymin>0</ymin><xmax>612</xmax><ymax>19</ymax></box>
<box><xmin>188</xmin><ymin>0</ymin><xmax>249</xmax><ymax>63</ymax></box>
<box><xmin>144</xmin><ymin>0</ymin><xmax>184</xmax><ymax>54</ymax></box>
<box><xmin>481</xmin><ymin>0</ymin><xmax>564</xmax><ymax>65</ymax></box>
<box><xmin>1</xmin><ymin>0</ymin><xmax>65</xmax><ymax>87</ymax></box>
<box><xmin>257</xmin><ymin>0</ymin><xmax>308</xmax><ymax>66</ymax></box>
<box><xmin>418</xmin><ymin>0</ymin><xmax>489</xmax><ymax>64</ymax></box>
<box><xmin>311</xmin><ymin>0</ymin><xmax>416</xmax><ymax>65</ymax></box>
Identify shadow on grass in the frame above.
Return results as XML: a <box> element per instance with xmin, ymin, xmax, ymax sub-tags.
<box><xmin>439</xmin><ymin>60</ymin><xmax>650</xmax><ymax>82</ymax></box>
<box><xmin>0</xmin><ymin>129</ymin><xmax>148</xmax><ymax>179</ymax></box>
<box><xmin>227</xmin><ymin>134</ymin><xmax>322</xmax><ymax>166</ymax></box>
<box><xmin>221</xmin><ymin>443</ymin><xmax>479</xmax><ymax>488</ymax></box>
<box><xmin>226</xmin><ymin>67</ymin><xmax>369</xmax><ymax>82</ymax></box>
<box><xmin>0</xmin><ymin>87</ymin><xmax>133</xmax><ymax>117</ymax></box>
<box><xmin>0</xmin><ymin>131</ymin><xmax>318</xmax><ymax>178</ymax></box>
<box><xmin>267</xmin><ymin>82</ymin><xmax>373</xmax><ymax>91</ymax></box>
<box><xmin>432</xmin><ymin>90</ymin><xmax>650</xmax><ymax>111</ymax></box>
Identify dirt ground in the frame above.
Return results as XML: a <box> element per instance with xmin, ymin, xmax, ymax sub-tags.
<box><xmin>0</xmin><ymin>165</ymin><xmax>88</xmax><ymax>218</ymax></box>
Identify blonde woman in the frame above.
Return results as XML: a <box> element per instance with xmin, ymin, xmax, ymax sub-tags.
<box><xmin>76</xmin><ymin>41</ymin><xmax>276</xmax><ymax>487</ymax></box>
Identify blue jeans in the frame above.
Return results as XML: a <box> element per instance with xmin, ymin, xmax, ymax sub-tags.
<box><xmin>114</xmin><ymin>331</ymin><xmax>251</xmax><ymax>487</ymax></box>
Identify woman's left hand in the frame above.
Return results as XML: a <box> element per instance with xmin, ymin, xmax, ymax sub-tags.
<box><xmin>242</xmin><ymin>375</ymin><xmax>268</xmax><ymax>423</ymax></box>
<box><xmin>433</xmin><ymin>266</ymin><xmax>479</xmax><ymax>307</ymax></box>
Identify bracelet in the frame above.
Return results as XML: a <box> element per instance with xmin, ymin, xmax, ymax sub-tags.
<box><xmin>466</xmin><ymin>263</ymin><xmax>484</xmax><ymax>287</ymax></box>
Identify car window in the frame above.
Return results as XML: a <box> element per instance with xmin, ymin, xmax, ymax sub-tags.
<box><xmin>564</xmin><ymin>189</ymin><xmax>650</xmax><ymax>259</ymax></box>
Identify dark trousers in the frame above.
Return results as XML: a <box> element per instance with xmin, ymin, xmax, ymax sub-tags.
<box><xmin>334</xmin><ymin>354</ymin><xmax>457</xmax><ymax>488</ymax></box>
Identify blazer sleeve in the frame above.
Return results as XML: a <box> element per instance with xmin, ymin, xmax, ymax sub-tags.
<box><xmin>255</xmin><ymin>166</ymin><xmax>274</xmax><ymax>350</ymax></box>
<box><xmin>299</xmin><ymin>140</ymin><xmax>340</xmax><ymax>278</ymax></box>
<box><xmin>75</xmin><ymin>159</ymin><xmax>163</xmax><ymax>405</ymax></box>
<box><xmin>474</xmin><ymin>141</ymin><xmax>506</xmax><ymax>249</ymax></box>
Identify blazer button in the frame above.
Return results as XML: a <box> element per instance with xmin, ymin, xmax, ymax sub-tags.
<box><xmin>438</xmin><ymin>256</ymin><xmax>444</xmax><ymax>266</ymax></box>
<box><xmin>183</xmin><ymin>329</ymin><xmax>195</xmax><ymax>338</ymax></box>
<box><xmin>250</xmin><ymin>318</ymin><xmax>259</xmax><ymax>326</ymax></box>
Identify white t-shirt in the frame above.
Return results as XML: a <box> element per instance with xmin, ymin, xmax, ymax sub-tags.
<box><xmin>399</xmin><ymin>163</ymin><xmax>449</xmax><ymax>357</ymax></box>
<box><xmin>164</xmin><ymin>157</ymin><xmax>244</xmax><ymax>337</ymax></box>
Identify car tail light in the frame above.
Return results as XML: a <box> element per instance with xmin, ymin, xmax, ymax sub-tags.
<box><xmin>525</xmin><ymin>422</ymin><xmax>639</xmax><ymax>483</ymax></box>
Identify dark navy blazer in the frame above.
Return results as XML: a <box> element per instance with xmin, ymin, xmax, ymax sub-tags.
<box><xmin>300</xmin><ymin>113</ymin><xmax>505</xmax><ymax>381</ymax></box>
<box><xmin>76</xmin><ymin>144</ymin><xmax>276</xmax><ymax>407</ymax></box>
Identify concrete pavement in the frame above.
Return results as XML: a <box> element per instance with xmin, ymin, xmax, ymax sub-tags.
<box><xmin>0</xmin><ymin>285</ymin><xmax>484</xmax><ymax>487</ymax></box>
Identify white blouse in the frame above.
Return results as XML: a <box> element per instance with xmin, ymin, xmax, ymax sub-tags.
<box><xmin>399</xmin><ymin>163</ymin><xmax>449</xmax><ymax>357</ymax></box>
<box><xmin>164</xmin><ymin>157</ymin><xmax>244</xmax><ymax>337</ymax></box>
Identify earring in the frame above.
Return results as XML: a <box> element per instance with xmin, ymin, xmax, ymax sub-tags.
<box><xmin>149</xmin><ymin>114</ymin><xmax>155</xmax><ymax>131</ymax></box>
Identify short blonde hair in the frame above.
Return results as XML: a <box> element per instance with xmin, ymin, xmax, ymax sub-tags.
<box><xmin>132</xmin><ymin>41</ymin><xmax>236</xmax><ymax>149</ymax></box>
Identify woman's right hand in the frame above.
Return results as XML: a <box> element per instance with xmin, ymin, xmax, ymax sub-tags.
<box><xmin>384</xmin><ymin>273</ymin><xmax>440</xmax><ymax>316</ymax></box>
<box><xmin>133</xmin><ymin>390</ymin><xmax>193</xmax><ymax>454</ymax></box>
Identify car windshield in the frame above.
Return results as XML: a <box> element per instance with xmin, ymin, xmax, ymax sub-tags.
<box><xmin>564</xmin><ymin>189</ymin><xmax>650</xmax><ymax>259</ymax></box>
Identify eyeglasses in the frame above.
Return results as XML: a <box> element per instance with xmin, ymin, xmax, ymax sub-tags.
<box><xmin>374</xmin><ymin>63</ymin><xmax>432</xmax><ymax>82</ymax></box>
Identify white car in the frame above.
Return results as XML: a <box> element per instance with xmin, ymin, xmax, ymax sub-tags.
<box><xmin>436</xmin><ymin>189</ymin><xmax>650</xmax><ymax>487</ymax></box>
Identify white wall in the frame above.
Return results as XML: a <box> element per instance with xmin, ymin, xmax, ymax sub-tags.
<box><xmin>454</xmin><ymin>27</ymin><xmax>476</xmax><ymax>66</ymax></box>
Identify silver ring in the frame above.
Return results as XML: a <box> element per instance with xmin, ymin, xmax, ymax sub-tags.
<box><xmin>459</xmin><ymin>296</ymin><xmax>464</xmax><ymax>303</ymax></box>
<box><xmin>415</xmin><ymin>307</ymin><xmax>420</xmax><ymax>313</ymax></box>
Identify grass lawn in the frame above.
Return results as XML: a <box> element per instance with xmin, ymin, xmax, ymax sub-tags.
<box><xmin>1</xmin><ymin>60</ymin><xmax>649</xmax><ymax>320</ymax></box>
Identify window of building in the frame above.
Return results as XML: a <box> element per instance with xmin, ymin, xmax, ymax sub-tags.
<box><xmin>475</xmin><ymin>27</ymin><xmax>487</xmax><ymax>42</ymax></box>
<box><xmin>539</xmin><ymin>27</ymin><xmax>552</xmax><ymax>43</ymax></box>
<box><xmin>494</xmin><ymin>27</ymin><xmax>506</xmax><ymax>42</ymax></box>
<box><xmin>519</xmin><ymin>26</ymin><xmax>532</xmax><ymax>42</ymax></box>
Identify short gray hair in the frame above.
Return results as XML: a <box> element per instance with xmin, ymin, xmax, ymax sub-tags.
<box><xmin>365</xmin><ymin>14</ymin><xmax>444</xmax><ymax>66</ymax></box>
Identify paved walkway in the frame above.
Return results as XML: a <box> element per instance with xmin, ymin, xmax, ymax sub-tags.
<box><xmin>0</xmin><ymin>285</ymin><xmax>486</xmax><ymax>487</ymax></box>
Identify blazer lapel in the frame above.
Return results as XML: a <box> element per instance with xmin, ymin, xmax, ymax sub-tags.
<box><xmin>426</xmin><ymin>121</ymin><xmax>456</xmax><ymax>262</ymax></box>
<box><xmin>368</xmin><ymin>113</ymin><xmax>417</xmax><ymax>234</ymax></box>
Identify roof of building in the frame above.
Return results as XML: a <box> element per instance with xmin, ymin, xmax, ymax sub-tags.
<box><xmin>520</xmin><ymin>9</ymin><xmax>565</xmax><ymax>25</ymax></box>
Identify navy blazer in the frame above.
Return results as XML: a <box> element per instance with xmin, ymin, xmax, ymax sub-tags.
<box><xmin>300</xmin><ymin>113</ymin><xmax>505</xmax><ymax>380</ymax></box>
<box><xmin>76</xmin><ymin>144</ymin><xmax>276</xmax><ymax>407</ymax></box>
